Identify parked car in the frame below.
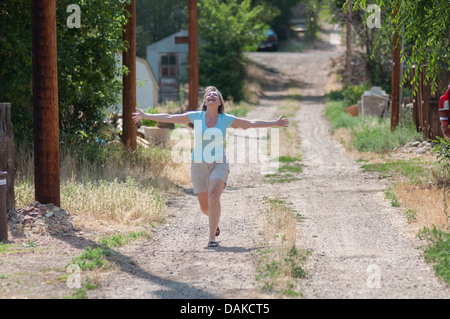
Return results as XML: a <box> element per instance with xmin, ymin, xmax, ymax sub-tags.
<box><xmin>258</xmin><ymin>29</ymin><xmax>278</xmax><ymax>51</ymax></box>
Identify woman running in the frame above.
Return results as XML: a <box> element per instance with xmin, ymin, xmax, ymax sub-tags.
<box><xmin>132</xmin><ymin>86</ymin><xmax>289</xmax><ymax>247</ymax></box>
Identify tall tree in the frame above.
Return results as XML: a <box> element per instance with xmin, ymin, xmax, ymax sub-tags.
<box><xmin>198</xmin><ymin>0</ymin><xmax>273</xmax><ymax>101</ymax></box>
<box><xmin>352</xmin><ymin>0</ymin><xmax>450</xmax><ymax>94</ymax></box>
<box><xmin>0</xmin><ymin>0</ymin><xmax>129</xmax><ymax>143</ymax></box>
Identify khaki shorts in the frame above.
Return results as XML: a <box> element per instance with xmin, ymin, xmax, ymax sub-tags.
<box><xmin>190</xmin><ymin>162</ymin><xmax>229</xmax><ymax>194</ymax></box>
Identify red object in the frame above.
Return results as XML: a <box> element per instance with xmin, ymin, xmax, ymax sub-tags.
<box><xmin>439</xmin><ymin>87</ymin><xmax>450</xmax><ymax>138</ymax></box>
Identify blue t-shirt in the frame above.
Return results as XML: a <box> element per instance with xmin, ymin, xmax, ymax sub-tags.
<box><xmin>187</xmin><ymin>111</ymin><xmax>236</xmax><ymax>163</ymax></box>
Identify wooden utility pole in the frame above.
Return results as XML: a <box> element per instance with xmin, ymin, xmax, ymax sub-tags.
<box><xmin>344</xmin><ymin>0</ymin><xmax>352</xmax><ymax>88</ymax></box>
<box><xmin>122</xmin><ymin>0</ymin><xmax>137</xmax><ymax>150</ymax></box>
<box><xmin>390</xmin><ymin>1</ymin><xmax>401</xmax><ymax>131</ymax></box>
<box><xmin>188</xmin><ymin>0</ymin><xmax>199</xmax><ymax>110</ymax></box>
<box><xmin>32</xmin><ymin>0</ymin><xmax>60</xmax><ymax>206</ymax></box>
<box><xmin>0</xmin><ymin>103</ymin><xmax>15</xmax><ymax>213</ymax></box>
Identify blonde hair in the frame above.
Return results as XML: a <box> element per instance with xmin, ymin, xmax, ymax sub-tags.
<box><xmin>200</xmin><ymin>86</ymin><xmax>225</xmax><ymax>113</ymax></box>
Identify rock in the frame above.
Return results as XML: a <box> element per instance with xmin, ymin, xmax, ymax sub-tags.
<box><xmin>361</xmin><ymin>87</ymin><xmax>389</xmax><ymax>117</ymax></box>
<box><xmin>9</xmin><ymin>203</ymin><xmax>80</xmax><ymax>237</ymax></box>
<box><xmin>415</xmin><ymin>148</ymin><xmax>426</xmax><ymax>154</ymax></box>
<box><xmin>23</xmin><ymin>215</ymin><xmax>34</xmax><ymax>222</ymax></box>
<box><xmin>410</xmin><ymin>141</ymin><xmax>421</xmax><ymax>147</ymax></box>
<box><xmin>52</xmin><ymin>207</ymin><xmax>62</xmax><ymax>213</ymax></box>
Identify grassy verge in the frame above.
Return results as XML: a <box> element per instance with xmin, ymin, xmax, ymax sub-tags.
<box><xmin>64</xmin><ymin>231</ymin><xmax>150</xmax><ymax>299</ymax></box>
<box><xmin>265</xmin><ymin>90</ymin><xmax>303</xmax><ymax>184</ymax></box>
<box><xmin>418</xmin><ymin>226</ymin><xmax>450</xmax><ymax>286</ymax></box>
<box><xmin>325</xmin><ymin>100</ymin><xmax>422</xmax><ymax>153</ymax></box>
<box><xmin>256</xmin><ymin>196</ymin><xmax>309</xmax><ymax>297</ymax></box>
<box><xmin>14</xmin><ymin>139</ymin><xmax>184</xmax><ymax>235</ymax></box>
<box><xmin>325</xmin><ymin>91</ymin><xmax>449</xmax><ymax>286</ymax></box>
<box><xmin>70</xmin><ymin>231</ymin><xmax>150</xmax><ymax>271</ymax></box>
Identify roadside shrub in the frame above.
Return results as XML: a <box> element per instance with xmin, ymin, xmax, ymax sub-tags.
<box><xmin>325</xmin><ymin>101</ymin><xmax>360</xmax><ymax>132</ymax></box>
<box><xmin>431</xmin><ymin>137</ymin><xmax>450</xmax><ymax>186</ymax></box>
<box><xmin>325</xmin><ymin>100</ymin><xmax>421</xmax><ymax>153</ymax></box>
<box><xmin>352</xmin><ymin>118</ymin><xmax>421</xmax><ymax>153</ymax></box>
<box><xmin>325</xmin><ymin>84</ymin><xmax>371</xmax><ymax>107</ymax></box>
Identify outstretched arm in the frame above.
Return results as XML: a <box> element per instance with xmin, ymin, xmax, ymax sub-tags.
<box><xmin>231</xmin><ymin>114</ymin><xmax>289</xmax><ymax>130</ymax></box>
<box><xmin>132</xmin><ymin>108</ymin><xmax>191</xmax><ymax>125</ymax></box>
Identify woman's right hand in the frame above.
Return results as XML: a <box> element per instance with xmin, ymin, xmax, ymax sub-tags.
<box><xmin>132</xmin><ymin>108</ymin><xmax>145</xmax><ymax>123</ymax></box>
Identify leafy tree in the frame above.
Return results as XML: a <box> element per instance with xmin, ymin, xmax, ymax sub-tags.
<box><xmin>0</xmin><ymin>0</ymin><xmax>129</xmax><ymax>143</ymax></box>
<box><xmin>0</xmin><ymin>1</ymin><xmax>33</xmax><ymax>143</ymax></box>
<box><xmin>351</xmin><ymin>0</ymin><xmax>450</xmax><ymax>94</ymax></box>
<box><xmin>198</xmin><ymin>0</ymin><xmax>274</xmax><ymax>101</ymax></box>
<box><xmin>253</xmin><ymin>0</ymin><xmax>301</xmax><ymax>40</ymax></box>
<box><xmin>57</xmin><ymin>0</ymin><xmax>128</xmax><ymax>141</ymax></box>
<box><xmin>323</xmin><ymin>0</ymin><xmax>392</xmax><ymax>91</ymax></box>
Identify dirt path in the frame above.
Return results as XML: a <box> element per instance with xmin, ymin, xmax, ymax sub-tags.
<box><xmin>265</xmin><ymin>50</ymin><xmax>450</xmax><ymax>299</ymax></box>
<box><xmin>87</xmin><ymin>44</ymin><xmax>450</xmax><ymax>299</ymax></box>
<box><xmin>5</xmin><ymin>31</ymin><xmax>447</xmax><ymax>300</ymax></box>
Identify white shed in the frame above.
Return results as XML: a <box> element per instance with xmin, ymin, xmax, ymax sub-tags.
<box><xmin>146</xmin><ymin>30</ymin><xmax>189</xmax><ymax>103</ymax></box>
<box><xmin>112</xmin><ymin>54</ymin><xmax>159</xmax><ymax>112</ymax></box>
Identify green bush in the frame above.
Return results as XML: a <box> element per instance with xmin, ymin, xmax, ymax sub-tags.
<box><xmin>432</xmin><ymin>137</ymin><xmax>450</xmax><ymax>167</ymax></box>
<box><xmin>141</xmin><ymin>108</ymin><xmax>159</xmax><ymax>127</ymax></box>
<box><xmin>0</xmin><ymin>0</ymin><xmax>128</xmax><ymax>143</ymax></box>
<box><xmin>325</xmin><ymin>100</ymin><xmax>421</xmax><ymax>153</ymax></box>
<box><xmin>198</xmin><ymin>0</ymin><xmax>273</xmax><ymax>101</ymax></box>
<box><xmin>351</xmin><ymin>118</ymin><xmax>421</xmax><ymax>153</ymax></box>
<box><xmin>418</xmin><ymin>226</ymin><xmax>450</xmax><ymax>285</ymax></box>
<box><xmin>325</xmin><ymin>84</ymin><xmax>371</xmax><ymax>107</ymax></box>
<box><xmin>325</xmin><ymin>101</ymin><xmax>360</xmax><ymax>132</ymax></box>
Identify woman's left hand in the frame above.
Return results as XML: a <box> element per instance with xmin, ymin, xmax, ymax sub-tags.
<box><xmin>276</xmin><ymin>114</ymin><xmax>290</xmax><ymax>127</ymax></box>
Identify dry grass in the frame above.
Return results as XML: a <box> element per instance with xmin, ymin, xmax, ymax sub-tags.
<box><xmin>395</xmin><ymin>184</ymin><xmax>449</xmax><ymax>230</ymax></box>
<box><xmin>14</xmin><ymin>140</ymin><xmax>188</xmax><ymax>235</ymax></box>
<box><xmin>278</xmin><ymin>91</ymin><xmax>302</xmax><ymax>159</ymax></box>
<box><xmin>262</xmin><ymin>197</ymin><xmax>298</xmax><ymax>248</ymax></box>
<box><xmin>332</xmin><ymin>128</ymin><xmax>449</xmax><ymax>232</ymax></box>
<box><xmin>257</xmin><ymin>196</ymin><xmax>307</xmax><ymax>297</ymax></box>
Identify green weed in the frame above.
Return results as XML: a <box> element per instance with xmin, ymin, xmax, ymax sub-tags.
<box><xmin>257</xmin><ymin>196</ymin><xmax>307</xmax><ymax>297</ymax></box>
<box><xmin>361</xmin><ymin>158</ymin><xmax>431</xmax><ymax>184</ymax></box>
<box><xmin>418</xmin><ymin>226</ymin><xmax>450</xmax><ymax>286</ymax></box>
<box><xmin>351</xmin><ymin>120</ymin><xmax>421</xmax><ymax>154</ymax></box>
<box><xmin>265</xmin><ymin>156</ymin><xmax>303</xmax><ymax>184</ymax></box>
<box><xmin>384</xmin><ymin>187</ymin><xmax>401</xmax><ymax>207</ymax></box>
<box><xmin>404</xmin><ymin>208</ymin><xmax>417</xmax><ymax>223</ymax></box>
<box><xmin>71</xmin><ymin>231</ymin><xmax>149</xmax><ymax>271</ymax></box>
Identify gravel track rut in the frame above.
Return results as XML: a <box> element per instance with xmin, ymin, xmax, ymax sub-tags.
<box><xmin>91</xmin><ymin>46</ymin><xmax>449</xmax><ymax>299</ymax></box>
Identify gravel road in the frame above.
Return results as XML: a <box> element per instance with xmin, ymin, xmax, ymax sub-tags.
<box><xmin>90</xmin><ymin>43</ymin><xmax>450</xmax><ymax>299</ymax></box>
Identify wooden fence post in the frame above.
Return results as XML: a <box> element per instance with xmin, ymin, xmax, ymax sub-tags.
<box><xmin>390</xmin><ymin>1</ymin><xmax>401</xmax><ymax>131</ymax></box>
<box><xmin>0</xmin><ymin>171</ymin><xmax>8</xmax><ymax>242</ymax></box>
<box><xmin>344</xmin><ymin>0</ymin><xmax>352</xmax><ymax>89</ymax></box>
<box><xmin>411</xmin><ymin>66</ymin><xmax>420</xmax><ymax>131</ymax></box>
<box><xmin>0</xmin><ymin>103</ymin><xmax>15</xmax><ymax>213</ymax></box>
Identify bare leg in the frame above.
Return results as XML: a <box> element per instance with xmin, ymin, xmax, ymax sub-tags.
<box><xmin>197</xmin><ymin>191</ymin><xmax>209</xmax><ymax>216</ymax></box>
<box><xmin>207</xmin><ymin>178</ymin><xmax>225</xmax><ymax>242</ymax></box>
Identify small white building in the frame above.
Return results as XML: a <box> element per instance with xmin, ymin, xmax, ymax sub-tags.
<box><xmin>113</xmin><ymin>54</ymin><xmax>159</xmax><ymax>112</ymax></box>
<box><xmin>146</xmin><ymin>30</ymin><xmax>189</xmax><ymax>103</ymax></box>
